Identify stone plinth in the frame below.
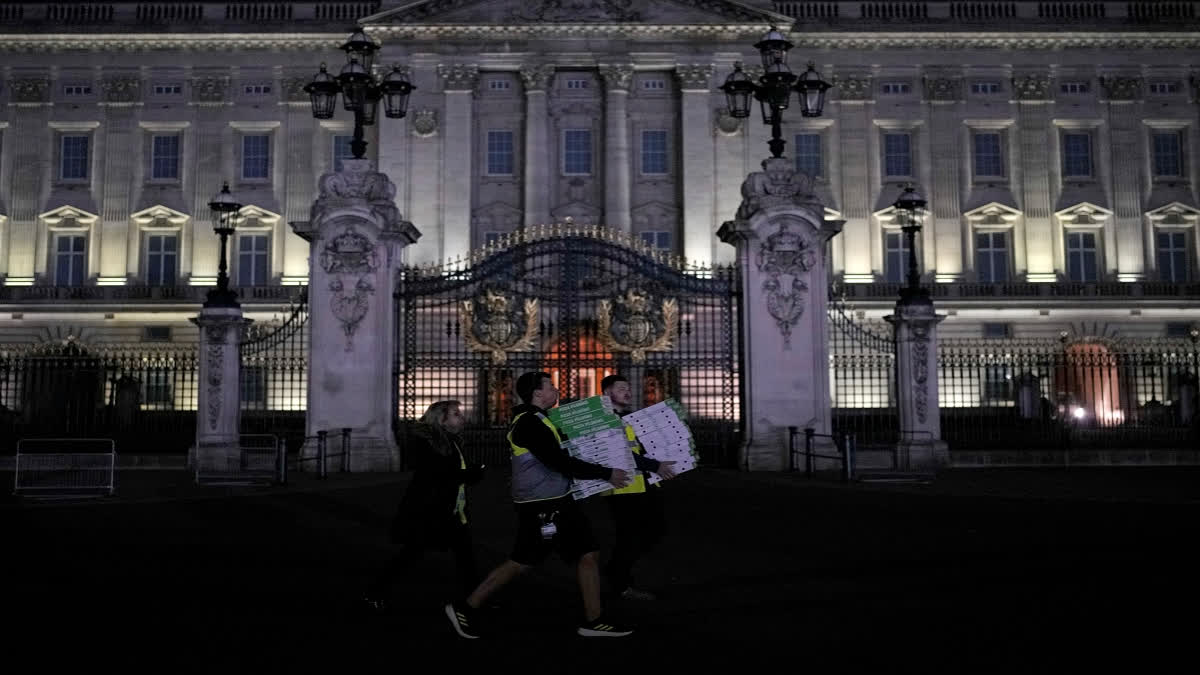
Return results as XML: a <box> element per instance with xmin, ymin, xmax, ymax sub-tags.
<box><xmin>190</xmin><ymin>306</ymin><xmax>252</xmax><ymax>473</ymax></box>
<box><xmin>718</xmin><ymin>157</ymin><xmax>844</xmax><ymax>471</ymax></box>
<box><xmin>885</xmin><ymin>296</ymin><xmax>949</xmax><ymax>473</ymax></box>
<box><xmin>291</xmin><ymin>159</ymin><xmax>421</xmax><ymax>471</ymax></box>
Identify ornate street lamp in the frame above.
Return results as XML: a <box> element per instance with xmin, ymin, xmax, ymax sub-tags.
<box><xmin>892</xmin><ymin>185</ymin><xmax>929</xmax><ymax>302</ymax></box>
<box><xmin>720</xmin><ymin>26</ymin><xmax>832</xmax><ymax>159</ymax></box>
<box><xmin>304</xmin><ymin>27</ymin><xmax>415</xmax><ymax>160</ymax></box>
<box><xmin>205</xmin><ymin>181</ymin><xmax>242</xmax><ymax>309</ymax></box>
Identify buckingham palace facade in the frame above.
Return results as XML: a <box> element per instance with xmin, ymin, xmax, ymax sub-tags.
<box><xmin>0</xmin><ymin>0</ymin><xmax>1198</xmax><ymax>347</ymax></box>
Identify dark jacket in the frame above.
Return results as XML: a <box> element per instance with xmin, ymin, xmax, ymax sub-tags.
<box><xmin>390</xmin><ymin>423</ymin><xmax>484</xmax><ymax>549</ymax></box>
<box><xmin>509</xmin><ymin>403</ymin><xmax>614</xmax><ymax>481</ymax></box>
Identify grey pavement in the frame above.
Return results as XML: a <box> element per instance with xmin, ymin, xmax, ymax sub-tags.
<box><xmin>5</xmin><ymin>466</ymin><xmax>1198</xmax><ymax>672</ymax></box>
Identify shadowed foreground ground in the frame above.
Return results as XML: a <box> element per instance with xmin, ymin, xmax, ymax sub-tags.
<box><xmin>6</xmin><ymin>467</ymin><xmax>1198</xmax><ymax>672</ymax></box>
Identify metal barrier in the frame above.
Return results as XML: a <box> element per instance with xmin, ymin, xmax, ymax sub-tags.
<box><xmin>13</xmin><ymin>438</ymin><xmax>116</xmax><ymax>497</ymax></box>
<box><xmin>789</xmin><ymin>426</ymin><xmax>855</xmax><ymax>483</ymax></box>
<box><xmin>296</xmin><ymin>428</ymin><xmax>352</xmax><ymax>478</ymax></box>
<box><xmin>194</xmin><ymin>434</ymin><xmax>284</xmax><ymax>486</ymax></box>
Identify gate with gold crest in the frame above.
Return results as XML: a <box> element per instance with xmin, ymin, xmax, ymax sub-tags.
<box><xmin>394</xmin><ymin>224</ymin><xmax>742</xmax><ymax>468</ymax></box>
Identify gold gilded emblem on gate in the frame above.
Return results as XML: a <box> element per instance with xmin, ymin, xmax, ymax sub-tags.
<box><xmin>597</xmin><ymin>288</ymin><xmax>678</xmax><ymax>365</ymax></box>
<box><xmin>460</xmin><ymin>287</ymin><xmax>539</xmax><ymax>365</ymax></box>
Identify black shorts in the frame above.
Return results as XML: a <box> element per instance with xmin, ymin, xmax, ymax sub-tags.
<box><xmin>510</xmin><ymin>496</ymin><xmax>597</xmax><ymax>566</ymax></box>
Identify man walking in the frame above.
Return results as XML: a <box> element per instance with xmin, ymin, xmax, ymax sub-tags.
<box><xmin>445</xmin><ymin>371</ymin><xmax>636</xmax><ymax>639</ymax></box>
<box><xmin>599</xmin><ymin>374</ymin><xmax>677</xmax><ymax>601</ymax></box>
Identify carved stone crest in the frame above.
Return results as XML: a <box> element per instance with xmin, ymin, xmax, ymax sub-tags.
<box><xmin>833</xmin><ymin>75</ymin><xmax>872</xmax><ymax>101</ymax></box>
<box><xmin>101</xmin><ymin>76</ymin><xmax>142</xmax><ymax>103</ymax></box>
<box><xmin>460</xmin><ymin>287</ymin><xmax>539</xmax><ymax>364</ymax></box>
<box><xmin>1012</xmin><ymin>73</ymin><xmax>1051</xmax><ymax>100</ymax></box>
<box><xmin>675</xmin><ymin>65</ymin><xmax>714</xmax><ymax>91</ymax></box>
<box><xmin>922</xmin><ymin>77</ymin><xmax>962</xmax><ymax>101</ymax></box>
<box><xmin>511</xmin><ymin>0</ymin><xmax>641</xmax><ymax>22</ymax></box>
<box><xmin>597</xmin><ymin>288</ymin><xmax>679</xmax><ymax>365</ymax></box>
<box><xmin>714</xmin><ymin>107</ymin><xmax>742</xmax><ymax>135</ymax></box>
<box><xmin>282</xmin><ymin>76</ymin><xmax>311</xmax><ymax>102</ymax></box>
<box><xmin>320</xmin><ymin>226</ymin><xmax>379</xmax><ymax>351</ymax></box>
<box><xmin>735</xmin><ymin>157</ymin><xmax>818</xmax><ymax>222</ymax></box>
<box><xmin>438</xmin><ymin>63</ymin><xmax>479</xmax><ymax>91</ymax></box>
<box><xmin>11</xmin><ymin>78</ymin><xmax>50</xmax><ymax>103</ymax></box>
<box><xmin>1100</xmin><ymin>76</ymin><xmax>1142</xmax><ymax>100</ymax></box>
<box><xmin>191</xmin><ymin>76</ymin><xmax>229</xmax><ymax>103</ymax></box>
<box><xmin>412</xmin><ymin>109</ymin><xmax>438</xmax><ymax>137</ymax></box>
<box><xmin>757</xmin><ymin>224</ymin><xmax>816</xmax><ymax>349</ymax></box>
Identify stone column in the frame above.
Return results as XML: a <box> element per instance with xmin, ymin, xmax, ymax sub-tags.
<box><xmin>1100</xmin><ymin>76</ymin><xmax>1146</xmax><ymax>280</ymax></box>
<box><xmin>1013</xmin><ymin>72</ymin><xmax>1057</xmax><ymax>281</ymax></box>
<box><xmin>438</xmin><ymin>63</ymin><xmax>478</xmax><ymax>263</ymax></box>
<box><xmin>188</xmin><ymin>74</ymin><xmax>230</xmax><ymax>282</ymax></box>
<box><xmin>885</xmin><ymin>297</ymin><xmax>948</xmax><ymax>473</ymax></box>
<box><xmin>98</xmin><ymin>76</ymin><xmax>142</xmax><ymax>283</ymax></box>
<box><xmin>291</xmin><ymin>160</ymin><xmax>421</xmax><ymax>471</ymax></box>
<box><xmin>520</xmin><ymin>63</ymin><xmax>555</xmax><ymax>226</ymax></box>
<box><xmin>924</xmin><ymin>75</ymin><xmax>964</xmax><ymax>281</ymax></box>
<box><xmin>677</xmin><ymin>64</ymin><xmax>715</xmax><ymax>264</ymax></box>
<box><xmin>3</xmin><ymin>78</ymin><xmax>52</xmax><ymax>283</ymax></box>
<box><xmin>718</xmin><ymin>157</ymin><xmax>844</xmax><ymax>471</ymax></box>
<box><xmin>190</xmin><ymin>307</ymin><xmax>252</xmax><ymax>473</ymax></box>
<box><xmin>600</xmin><ymin>64</ymin><xmax>633</xmax><ymax>231</ymax></box>
<box><xmin>282</xmin><ymin>73</ymin><xmax>319</xmax><ymax>282</ymax></box>
<box><xmin>832</xmin><ymin>73</ymin><xmax>874</xmax><ymax>282</ymax></box>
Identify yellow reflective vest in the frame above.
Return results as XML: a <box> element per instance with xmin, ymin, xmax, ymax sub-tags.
<box><xmin>508</xmin><ymin>411</ymin><xmax>572</xmax><ymax>503</ymax></box>
<box><xmin>606</xmin><ymin>423</ymin><xmax>650</xmax><ymax>496</ymax></box>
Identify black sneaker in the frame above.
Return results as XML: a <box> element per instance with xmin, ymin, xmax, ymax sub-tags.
<box><xmin>444</xmin><ymin>601</ymin><xmax>482</xmax><ymax>639</ymax></box>
<box><xmin>362</xmin><ymin>595</ymin><xmax>388</xmax><ymax>613</ymax></box>
<box><xmin>577</xmin><ymin>616</ymin><xmax>635</xmax><ymax>638</ymax></box>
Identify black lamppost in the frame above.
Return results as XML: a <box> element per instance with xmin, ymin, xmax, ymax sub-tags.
<box><xmin>304</xmin><ymin>27</ymin><xmax>415</xmax><ymax>160</ymax></box>
<box><xmin>893</xmin><ymin>185</ymin><xmax>929</xmax><ymax>303</ymax></box>
<box><xmin>719</xmin><ymin>26</ymin><xmax>832</xmax><ymax>159</ymax></box>
<box><xmin>204</xmin><ymin>181</ymin><xmax>242</xmax><ymax>308</ymax></box>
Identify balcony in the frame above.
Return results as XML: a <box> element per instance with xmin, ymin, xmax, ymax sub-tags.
<box><xmin>0</xmin><ymin>284</ymin><xmax>304</xmax><ymax>304</ymax></box>
<box><xmin>835</xmin><ymin>280</ymin><xmax>1200</xmax><ymax>304</ymax></box>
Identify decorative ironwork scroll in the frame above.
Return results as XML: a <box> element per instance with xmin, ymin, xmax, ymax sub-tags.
<box><xmin>597</xmin><ymin>288</ymin><xmax>678</xmax><ymax>365</ymax></box>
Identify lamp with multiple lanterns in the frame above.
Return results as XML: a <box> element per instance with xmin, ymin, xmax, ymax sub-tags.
<box><xmin>719</xmin><ymin>26</ymin><xmax>832</xmax><ymax>159</ymax></box>
<box><xmin>304</xmin><ymin>27</ymin><xmax>415</xmax><ymax>160</ymax></box>
<box><xmin>892</xmin><ymin>185</ymin><xmax>929</xmax><ymax>302</ymax></box>
<box><xmin>204</xmin><ymin>181</ymin><xmax>242</xmax><ymax>309</ymax></box>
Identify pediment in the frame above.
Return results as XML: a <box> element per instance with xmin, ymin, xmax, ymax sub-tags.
<box><xmin>1146</xmin><ymin>201</ymin><xmax>1200</xmax><ymax>227</ymax></box>
<box><xmin>631</xmin><ymin>201</ymin><xmax>678</xmax><ymax>230</ymax></box>
<box><xmin>1055</xmin><ymin>201</ymin><xmax>1112</xmax><ymax>226</ymax></box>
<box><xmin>39</xmin><ymin>204</ymin><xmax>99</xmax><ymax>224</ymax></box>
<box><xmin>130</xmin><ymin>204</ymin><xmax>190</xmax><ymax>226</ymax></box>
<box><xmin>237</xmin><ymin>204</ymin><xmax>282</xmax><ymax>228</ymax></box>
<box><xmin>364</xmin><ymin>0</ymin><xmax>788</xmax><ymax>27</ymax></box>
<box><xmin>472</xmin><ymin>201</ymin><xmax>523</xmax><ymax>228</ymax></box>
<box><xmin>964</xmin><ymin>201</ymin><xmax>1022</xmax><ymax>226</ymax></box>
<box><xmin>551</xmin><ymin>200</ymin><xmax>602</xmax><ymax>223</ymax></box>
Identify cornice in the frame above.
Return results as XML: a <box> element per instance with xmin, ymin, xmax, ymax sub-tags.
<box><xmin>791</xmin><ymin>32</ymin><xmax>1200</xmax><ymax>50</ymax></box>
<box><xmin>0</xmin><ymin>34</ymin><xmax>344</xmax><ymax>53</ymax></box>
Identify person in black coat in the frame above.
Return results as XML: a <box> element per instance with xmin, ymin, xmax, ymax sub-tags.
<box><xmin>364</xmin><ymin>400</ymin><xmax>485</xmax><ymax>611</ymax></box>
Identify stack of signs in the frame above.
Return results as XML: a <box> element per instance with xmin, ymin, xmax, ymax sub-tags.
<box><xmin>623</xmin><ymin>399</ymin><xmax>698</xmax><ymax>485</ymax></box>
<box><xmin>547</xmin><ymin>395</ymin><xmax>637</xmax><ymax>500</ymax></box>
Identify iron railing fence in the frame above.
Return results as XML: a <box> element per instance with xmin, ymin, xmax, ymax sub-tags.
<box><xmin>939</xmin><ymin>336</ymin><xmax>1200</xmax><ymax>451</ymax></box>
<box><xmin>239</xmin><ymin>289</ymin><xmax>309</xmax><ymax>457</ymax></box>
<box><xmin>828</xmin><ymin>300</ymin><xmax>898</xmax><ymax>449</ymax></box>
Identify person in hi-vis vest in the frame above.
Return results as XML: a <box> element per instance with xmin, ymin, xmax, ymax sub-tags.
<box><xmin>445</xmin><ymin>371</ymin><xmax>636</xmax><ymax>639</ymax></box>
<box><xmin>600</xmin><ymin>374</ymin><xmax>678</xmax><ymax>601</ymax></box>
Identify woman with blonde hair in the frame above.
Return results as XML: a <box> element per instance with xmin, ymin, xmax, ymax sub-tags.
<box><xmin>364</xmin><ymin>400</ymin><xmax>485</xmax><ymax>611</ymax></box>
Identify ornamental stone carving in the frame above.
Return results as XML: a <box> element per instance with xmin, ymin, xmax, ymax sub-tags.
<box><xmin>518</xmin><ymin>63</ymin><xmax>556</xmax><ymax>92</ymax></box>
<box><xmin>599</xmin><ymin>64</ymin><xmax>634</xmax><ymax>91</ymax></box>
<box><xmin>734</xmin><ymin>157</ymin><xmax>819</xmax><ymax>222</ymax></box>
<box><xmin>756</xmin><ymin>223</ymin><xmax>816</xmax><ymax>349</ymax></box>
<box><xmin>191</xmin><ymin>76</ymin><xmax>229</xmax><ymax>103</ymax></box>
<box><xmin>101</xmin><ymin>76</ymin><xmax>142</xmax><ymax>103</ymax></box>
<box><xmin>833</xmin><ymin>75</ymin><xmax>872</xmax><ymax>101</ymax></box>
<box><xmin>510</xmin><ymin>0</ymin><xmax>641</xmax><ymax>22</ymax></box>
<box><xmin>282</xmin><ymin>76</ymin><xmax>311</xmax><ymax>102</ymax></box>
<box><xmin>714</xmin><ymin>107</ymin><xmax>742</xmax><ymax>136</ymax></box>
<box><xmin>438</xmin><ymin>63</ymin><xmax>479</xmax><ymax>91</ymax></box>
<box><xmin>912</xmin><ymin>324</ymin><xmax>931</xmax><ymax>424</ymax></box>
<box><xmin>11</xmin><ymin>78</ymin><xmax>50</xmax><ymax>103</ymax></box>
<box><xmin>311</xmin><ymin>160</ymin><xmax>416</xmax><ymax>241</ymax></box>
<box><xmin>320</xmin><ymin>226</ymin><xmax>379</xmax><ymax>352</ymax></box>
<box><xmin>922</xmin><ymin>77</ymin><xmax>962</xmax><ymax>101</ymax></box>
<box><xmin>411</xmin><ymin>109</ymin><xmax>438</xmax><ymax>137</ymax></box>
<box><xmin>1012</xmin><ymin>73</ymin><xmax>1051</xmax><ymax>100</ymax></box>
<box><xmin>675</xmin><ymin>64</ymin><xmax>714</xmax><ymax>91</ymax></box>
<box><xmin>1100</xmin><ymin>76</ymin><xmax>1142</xmax><ymax>100</ymax></box>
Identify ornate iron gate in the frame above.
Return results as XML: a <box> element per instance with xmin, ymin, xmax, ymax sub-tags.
<box><xmin>828</xmin><ymin>298</ymin><xmax>899</xmax><ymax>449</ymax></box>
<box><xmin>239</xmin><ymin>289</ymin><xmax>309</xmax><ymax>455</ymax></box>
<box><xmin>394</xmin><ymin>227</ymin><xmax>742</xmax><ymax>468</ymax></box>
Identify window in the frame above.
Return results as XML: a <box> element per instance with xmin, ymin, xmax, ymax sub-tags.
<box><xmin>1157</xmin><ymin>231</ymin><xmax>1189</xmax><ymax>282</ymax></box>
<box><xmin>982</xmin><ymin>323</ymin><xmax>1011</xmax><ymax>339</ymax></box>
<box><xmin>1066</xmin><ymin>231</ymin><xmax>1099</xmax><ymax>282</ymax></box>
<box><xmin>642</xmin><ymin>79</ymin><xmax>665</xmax><ymax>90</ymax></box>
<box><xmin>1149</xmin><ymin>81</ymin><xmax>1181</xmax><ymax>95</ymax></box>
<box><xmin>61</xmin><ymin>135</ymin><xmax>90</xmax><ymax>180</ymax></box>
<box><xmin>243</xmin><ymin>84</ymin><xmax>272</xmax><ymax>95</ymax></box>
<box><xmin>794</xmin><ymin>133</ymin><xmax>822</xmax><ymax>177</ymax></box>
<box><xmin>151</xmin><ymin>135</ymin><xmax>181</xmax><ymax>180</ymax></box>
<box><xmin>1152</xmin><ymin>131</ymin><xmax>1182</xmax><ymax>177</ymax></box>
<box><xmin>975</xmin><ymin>231</ymin><xmax>1010</xmax><ymax>282</ymax></box>
<box><xmin>153</xmin><ymin>84</ymin><xmax>183</xmax><ymax>96</ymax></box>
<box><xmin>242</xmin><ymin>134</ymin><xmax>270</xmax><ymax>180</ymax></box>
<box><xmin>971</xmin><ymin>81</ymin><xmax>1002</xmax><ymax>95</ymax></box>
<box><xmin>982</xmin><ymin>366</ymin><xmax>1011</xmax><ymax>401</ymax></box>
<box><xmin>487</xmin><ymin>79</ymin><xmax>511</xmax><ymax>90</ymax></box>
<box><xmin>486</xmin><ymin>130</ymin><xmax>515</xmax><ymax>175</ymax></box>
<box><xmin>1062</xmin><ymin>132</ymin><xmax>1092</xmax><ymax>179</ymax></box>
<box><xmin>884</xmin><ymin>231</ymin><xmax>911</xmax><ymax>283</ymax></box>
<box><xmin>143</xmin><ymin>326</ymin><xmax>172</xmax><ymax>342</ymax></box>
<box><xmin>640</xmin><ymin>231</ymin><xmax>672</xmax><ymax>251</ymax></box>
<box><xmin>883</xmin><ymin>133</ymin><xmax>912</xmax><ymax>177</ymax></box>
<box><xmin>973</xmin><ymin>132</ymin><xmax>1004</xmax><ymax>178</ymax></box>
<box><xmin>145</xmin><ymin>234</ymin><xmax>178</xmax><ymax>286</ymax></box>
<box><xmin>563</xmin><ymin>129</ymin><xmax>592</xmax><ymax>175</ymax></box>
<box><xmin>565</xmin><ymin>78</ymin><xmax>590</xmax><ymax>90</ymax></box>
<box><xmin>333</xmin><ymin>135</ymin><xmax>354</xmax><ymax>172</ymax></box>
<box><xmin>54</xmin><ymin>235</ymin><xmax>87</xmax><ymax>286</ymax></box>
<box><xmin>63</xmin><ymin>84</ymin><xmax>92</xmax><ymax>96</ymax></box>
<box><xmin>1166</xmin><ymin>322</ymin><xmax>1195</xmax><ymax>338</ymax></box>
<box><xmin>881</xmin><ymin>82</ymin><xmax>911</xmax><ymax>95</ymax></box>
<box><xmin>641</xmin><ymin>130</ymin><xmax>668</xmax><ymax>175</ymax></box>
<box><xmin>241</xmin><ymin>366</ymin><xmax>267</xmax><ymax>405</ymax></box>
<box><xmin>144</xmin><ymin>370</ymin><xmax>173</xmax><ymax>407</ymax></box>
<box><xmin>237</xmin><ymin>234</ymin><xmax>269</xmax><ymax>286</ymax></box>
<box><xmin>1060</xmin><ymin>81</ymin><xmax>1090</xmax><ymax>94</ymax></box>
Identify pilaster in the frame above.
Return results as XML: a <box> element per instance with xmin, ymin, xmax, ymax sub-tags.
<box><xmin>601</xmin><ymin>64</ymin><xmax>633</xmax><ymax>232</ymax></box>
<box><xmin>4</xmin><ymin>78</ymin><xmax>52</xmax><ymax>281</ymax></box>
<box><xmin>520</xmin><ymin>63</ymin><xmax>555</xmax><ymax>227</ymax></box>
<box><xmin>99</xmin><ymin>75</ymin><xmax>142</xmax><ymax>280</ymax></box>
<box><xmin>833</xmin><ymin>73</ymin><xmax>873</xmax><ymax>281</ymax></box>
<box><xmin>1101</xmin><ymin>76</ymin><xmax>1146</xmax><ymax>280</ymax></box>
<box><xmin>439</xmin><ymin>63</ymin><xmax>478</xmax><ymax>262</ymax></box>
<box><xmin>677</xmin><ymin>64</ymin><xmax>715</xmax><ymax>264</ymax></box>
<box><xmin>1013</xmin><ymin>72</ymin><xmax>1056</xmax><ymax>280</ymax></box>
<box><xmin>925</xmin><ymin>75</ymin><xmax>964</xmax><ymax>281</ymax></box>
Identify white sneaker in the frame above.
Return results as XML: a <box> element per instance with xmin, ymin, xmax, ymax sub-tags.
<box><xmin>620</xmin><ymin>587</ymin><xmax>657</xmax><ymax>601</ymax></box>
